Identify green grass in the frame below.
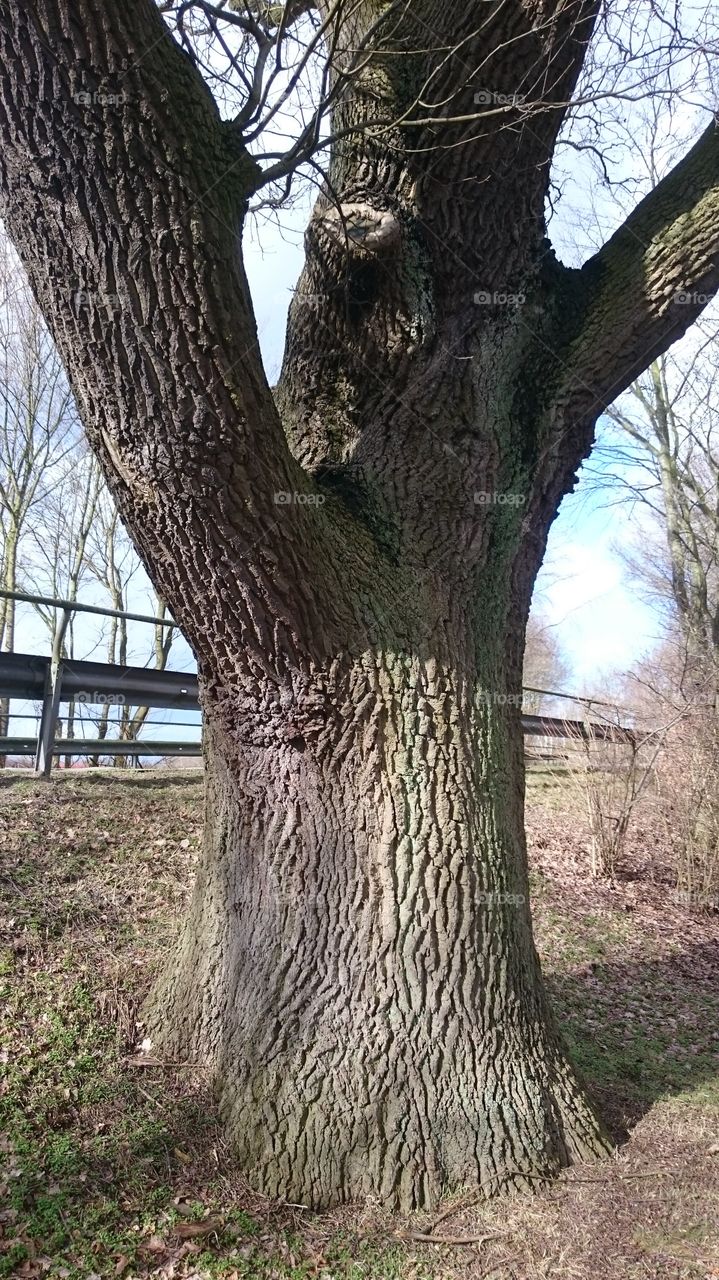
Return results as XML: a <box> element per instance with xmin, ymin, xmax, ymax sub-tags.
<box><xmin>0</xmin><ymin>965</ymin><xmax>419</xmax><ymax>1278</ymax></box>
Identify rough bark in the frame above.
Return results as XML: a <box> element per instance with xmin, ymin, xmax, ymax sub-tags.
<box><xmin>152</xmin><ymin>653</ymin><xmax>606</xmax><ymax>1209</ymax></box>
<box><xmin>1</xmin><ymin>0</ymin><xmax>719</xmax><ymax>1212</ymax></box>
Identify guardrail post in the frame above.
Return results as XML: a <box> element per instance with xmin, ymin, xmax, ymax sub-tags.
<box><xmin>34</xmin><ymin>607</ymin><xmax>71</xmax><ymax>779</ymax></box>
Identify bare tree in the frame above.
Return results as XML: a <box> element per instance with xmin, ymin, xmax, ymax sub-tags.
<box><xmin>1</xmin><ymin>0</ymin><xmax>719</xmax><ymax>1211</ymax></box>
<box><xmin>523</xmin><ymin>611</ymin><xmax>571</xmax><ymax>702</ymax></box>
<box><xmin>0</xmin><ymin>229</ymin><xmax>77</xmax><ymax>757</ymax></box>
<box><xmin>606</xmin><ymin>347</ymin><xmax>719</xmax><ymax>696</ymax></box>
<box><xmin>83</xmin><ymin>490</ymin><xmax>178</xmax><ymax>762</ymax></box>
<box><xmin>119</xmin><ymin>599</ymin><xmax>177</xmax><ymax>746</ymax></box>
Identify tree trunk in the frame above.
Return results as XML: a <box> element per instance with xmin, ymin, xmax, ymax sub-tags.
<box><xmin>3</xmin><ymin>0</ymin><xmax>719</xmax><ymax>1218</ymax></box>
<box><xmin>149</xmin><ymin>648</ymin><xmax>608</xmax><ymax>1208</ymax></box>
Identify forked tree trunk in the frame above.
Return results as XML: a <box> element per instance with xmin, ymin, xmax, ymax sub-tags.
<box><xmin>2</xmin><ymin>0</ymin><xmax>719</xmax><ymax>1219</ymax></box>
<box><xmin>149</xmin><ymin>646</ymin><xmax>608</xmax><ymax>1208</ymax></box>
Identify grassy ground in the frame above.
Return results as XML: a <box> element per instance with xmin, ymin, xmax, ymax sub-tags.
<box><xmin>1</xmin><ymin>768</ymin><xmax>718</xmax><ymax>1280</ymax></box>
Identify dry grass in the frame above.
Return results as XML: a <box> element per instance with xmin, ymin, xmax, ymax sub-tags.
<box><xmin>0</xmin><ymin>768</ymin><xmax>718</xmax><ymax>1280</ymax></box>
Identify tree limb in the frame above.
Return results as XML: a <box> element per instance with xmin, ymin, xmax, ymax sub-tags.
<box><xmin>562</xmin><ymin>115</ymin><xmax>719</xmax><ymax>420</ymax></box>
<box><xmin>0</xmin><ymin>0</ymin><xmax>334</xmax><ymax>678</ymax></box>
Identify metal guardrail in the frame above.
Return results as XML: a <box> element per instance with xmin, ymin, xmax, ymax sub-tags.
<box><xmin>0</xmin><ymin>653</ymin><xmax>201</xmax><ymax>776</ymax></box>
<box><xmin>0</xmin><ymin>650</ymin><xmax>635</xmax><ymax>776</ymax></box>
<box><xmin>0</xmin><ymin>588</ymin><xmax>638</xmax><ymax>776</ymax></box>
<box><xmin>1</xmin><ymin>737</ymin><xmax>200</xmax><ymax>758</ymax></box>
<box><xmin>0</xmin><ymin>652</ymin><xmax>198</xmax><ymax>707</ymax></box>
<box><xmin>0</xmin><ymin>587</ymin><xmax>175</xmax><ymax>628</ymax></box>
<box><xmin>0</xmin><ymin>589</ymin><xmax>198</xmax><ymax>775</ymax></box>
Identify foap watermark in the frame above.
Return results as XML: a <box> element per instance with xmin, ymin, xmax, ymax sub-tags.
<box><xmin>474</xmin><ymin>289</ymin><xmax>526</xmax><ymax>307</ymax></box>
<box><xmin>478</xmin><ymin>891</ymin><xmax>526</xmax><ymax>907</ymax></box>
<box><xmin>76</xmin><ymin>691</ymin><xmax>126</xmax><ymax>706</ymax></box>
<box><xmin>73</xmin><ymin>88</ymin><xmax>127</xmax><ymax>109</ymax></box>
<box><xmin>71</xmin><ymin>289</ymin><xmax>121</xmax><ymax>315</ymax></box>
<box><xmin>675</xmin><ymin>289</ymin><xmax>717</xmax><ymax>306</ymax></box>
<box><xmin>479</xmin><ymin>689</ymin><xmax>541</xmax><ymax>712</ymax></box>
<box><xmin>474</xmin><ymin>491</ymin><xmax>526</xmax><ymax>508</ymax></box>
<box><xmin>274</xmin><ymin>491</ymin><xmax>326</xmax><ymax>506</ymax></box>
<box><xmin>474</xmin><ymin>89</ymin><xmax>526</xmax><ymax>108</ymax></box>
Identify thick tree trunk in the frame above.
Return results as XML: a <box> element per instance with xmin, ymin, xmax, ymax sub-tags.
<box><xmin>149</xmin><ymin>649</ymin><xmax>608</xmax><ymax>1209</ymax></box>
<box><xmin>4</xmin><ymin>0</ymin><xmax>719</xmax><ymax>1219</ymax></box>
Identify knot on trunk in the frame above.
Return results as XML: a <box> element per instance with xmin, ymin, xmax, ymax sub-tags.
<box><xmin>314</xmin><ymin>203</ymin><xmax>401</xmax><ymax>256</ymax></box>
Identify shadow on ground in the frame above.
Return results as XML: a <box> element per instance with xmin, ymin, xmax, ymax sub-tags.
<box><xmin>547</xmin><ymin>936</ymin><xmax>719</xmax><ymax>1139</ymax></box>
<box><xmin>0</xmin><ymin>769</ymin><xmax>202</xmax><ymax>791</ymax></box>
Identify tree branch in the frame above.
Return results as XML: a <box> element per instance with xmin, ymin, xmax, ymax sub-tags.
<box><xmin>0</xmin><ymin>0</ymin><xmax>335</xmax><ymax>679</ymax></box>
<box><xmin>563</xmin><ymin>115</ymin><xmax>719</xmax><ymax>420</ymax></box>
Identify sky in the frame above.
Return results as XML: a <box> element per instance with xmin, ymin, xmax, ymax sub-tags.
<box><xmin>536</xmin><ymin>489</ymin><xmax>659</xmax><ymax>691</ymax></box>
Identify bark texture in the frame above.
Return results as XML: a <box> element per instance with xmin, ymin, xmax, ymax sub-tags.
<box><xmin>1</xmin><ymin>0</ymin><xmax>719</xmax><ymax>1211</ymax></box>
<box><xmin>155</xmin><ymin>660</ymin><xmax>605</xmax><ymax>1208</ymax></box>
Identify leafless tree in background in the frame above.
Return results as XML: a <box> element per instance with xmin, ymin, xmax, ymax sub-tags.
<box><xmin>523</xmin><ymin>611</ymin><xmax>571</xmax><ymax>702</ymax></box>
<box><xmin>0</xmin><ymin>232</ymin><xmax>78</xmax><ymax>758</ymax></box>
<box><xmin>0</xmin><ymin>227</ymin><xmax>179</xmax><ymax>761</ymax></box>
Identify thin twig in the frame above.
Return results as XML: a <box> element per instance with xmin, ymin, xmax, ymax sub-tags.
<box><xmin>428</xmin><ymin>1191</ymin><xmax>484</xmax><ymax>1232</ymax></box>
<box><xmin>399</xmin><ymin>1229</ymin><xmax>509</xmax><ymax>1247</ymax></box>
<box><xmin>135</xmin><ymin>1082</ymin><xmax>169</xmax><ymax>1112</ymax></box>
<box><xmin>563</xmin><ymin>1168</ymin><xmax>681</xmax><ymax>1184</ymax></box>
<box><xmin>124</xmin><ymin>1055</ymin><xmax>200</xmax><ymax>1068</ymax></box>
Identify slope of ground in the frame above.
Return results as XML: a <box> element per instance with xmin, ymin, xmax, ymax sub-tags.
<box><xmin>0</xmin><ymin>769</ymin><xmax>718</xmax><ymax>1280</ymax></box>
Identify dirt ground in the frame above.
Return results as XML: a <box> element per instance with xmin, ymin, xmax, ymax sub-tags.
<box><xmin>1</xmin><ymin>767</ymin><xmax>718</xmax><ymax>1280</ymax></box>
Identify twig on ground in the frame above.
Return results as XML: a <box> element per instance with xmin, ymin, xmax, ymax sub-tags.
<box><xmin>135</xmin><ymin>1082</ymin><xmax>169</xmax><ymax>1112</ymax></box>
<box><xmin>398</xmin><ymin>1229</ymin><xmax>509</xmax><ymax>1246</ymax></box>
<box><xmin>428</xmin><ymin>1192</ymin><xmax>484</xmax><ymax>1231</ymax></box>
<box><xmin>563</xmin><ymin>1168</ymin><xmax>681</xmax><ymax>1184</ymax></box>
<box><xmin>124</xmin><ymin>1056</ymin><xmax>199</xmax><ymax>1068</ymax></box>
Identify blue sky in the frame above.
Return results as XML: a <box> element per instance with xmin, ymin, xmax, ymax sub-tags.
<box><xmin>535</xmin><ymin>474</ymin><xmax>660</xmax><ymax>691</ymax></box>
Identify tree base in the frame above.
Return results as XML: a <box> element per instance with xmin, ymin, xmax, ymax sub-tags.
<box><xmin>149</xmin><ymin>963</ymin><xmax>611</xmax><ymax>1209</ymax></box>
<box><xmin>147</xmin><ymin>703</ymin><xmax>612</xmax><ymax>1211</ymax></box>
<box><xmin>208</xmin><ymin>1046</ymin><xmax>612</xmax><ymax>1210</ymax></box>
